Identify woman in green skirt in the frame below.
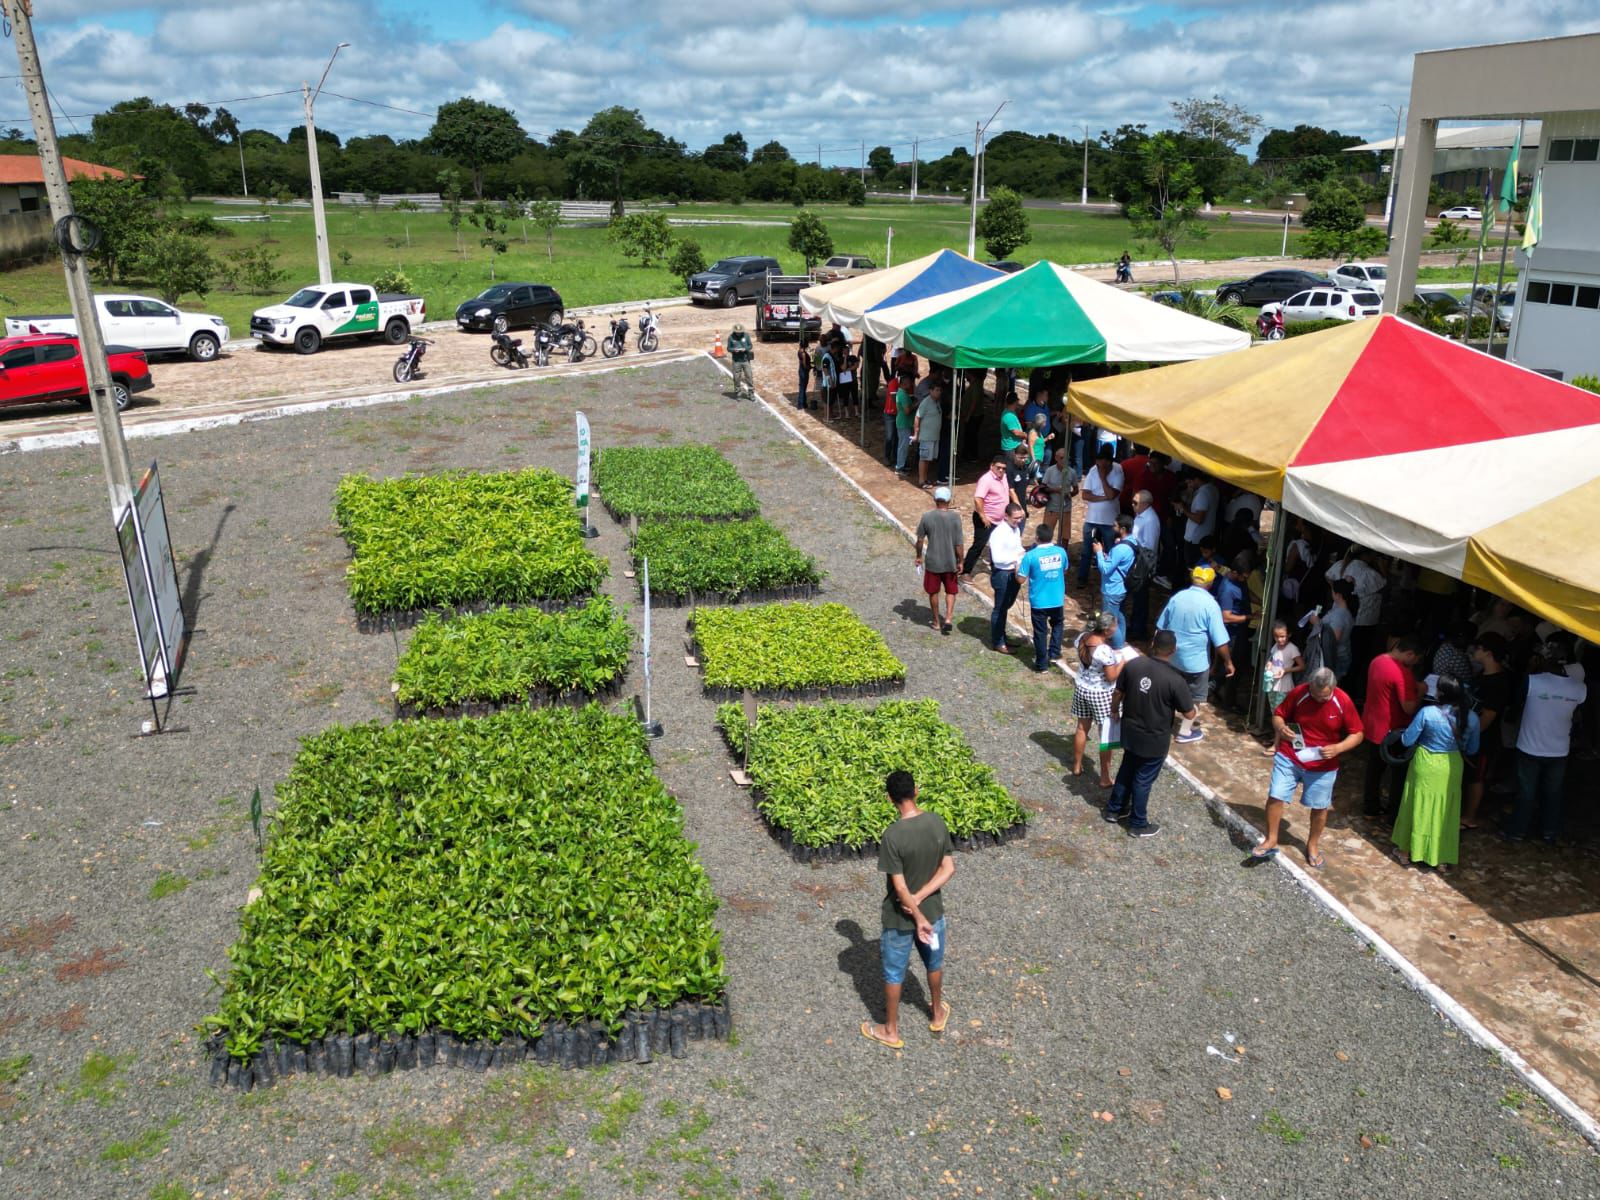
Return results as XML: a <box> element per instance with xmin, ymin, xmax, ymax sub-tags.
<box><xmin>1392</xmin><ymin>674</ymin><xmax>1480</xmax><ymax>869</ymax></box>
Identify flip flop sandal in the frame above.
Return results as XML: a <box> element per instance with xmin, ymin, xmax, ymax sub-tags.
<box><xmin>929</xmin><ymin>1001</ymin><xmax>951</xmax><ymax>1033</ymax></box>
<box><xmin>1250</xmin><ymin>846</ymin><xmax>1280</xmax><ymax>859</ymax></box>
<box><xmin>860</xmin><ymin>1022</ymin><xmax>903</xmax><ymax>1050</ymax></box>
<box><xmin>1307</xmin><ymin>853</ymin><xmax>1326</xmax><ymax>869</ymax></box>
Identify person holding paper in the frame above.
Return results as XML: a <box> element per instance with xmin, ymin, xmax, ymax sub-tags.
<box><xmin>1252</xmin><ymin>667</ymin><xmax>1364</xmax><ymax>869</ymax></box>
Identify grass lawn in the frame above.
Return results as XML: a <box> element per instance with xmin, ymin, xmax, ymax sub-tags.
<box><xmin>0</xmin><ymin>199</ymin><xmax>1311</xmax><ymax>335</ymax></box>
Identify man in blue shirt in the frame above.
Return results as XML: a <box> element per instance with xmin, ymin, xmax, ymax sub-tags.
<box><xmin>1019</xmin><ymin>525</ymin><xmax>1068</xmax><ymax>672</ymax></box>
<box><xmin>1156</xmin><ymin>564</ymin><xmax>1235</xmax><ymax>744</ymax></box>
<box><xmin>1092</xmin><ymin>512</ymin><xmax>1138</xmax><ymax>651</ymax></box>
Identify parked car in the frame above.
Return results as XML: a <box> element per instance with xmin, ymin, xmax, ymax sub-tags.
<box><xmin>454</xmin><ymin>282</ymin><xmax>563</xmax><ymax>334</ymax></box>
<box><xmin>1329</xmin><ymin>262</ymin><xmax>1387</xmax><ymax>295</ymax></box>
<box><xmin>250</xmin><ymin>282</ymin><xmax>425</xmax><ymax>354</ymax></box>
<box><xmin>688</xmin><ymin>256</ymin><xmax>781</xmax><ymax>307</ymax></box>
<box><xmin>0</xmin><ymin>333</ymin><xmax>153</xmax><ymax>412</ymax></box>
<box><xmin>4</xmin><ymin>294</ymin><xmax>229</xmax><ymax>362</ymax></box>
<box><xmin>811</xmin><ymin>255</ymin><xmax>877</xmax><ymax>284</ymax></box>
<box><xmin>1438</xmin><ymin>205</ymin><xmax>1482</xmax><ymax>222</ymax></box>
<box><xmin>1412</xmin><ymin>289</ymin><xmax>1465</xmax><ymax>319</ymax></box>
<box><xmin>1214</xmin><ymin>270</ymin><xmax>1331</xmax><ymax>307</ymax></box>
<box><xmin>756</xmin><ymin>275</ymin><xmax>820</xmax><ymax>341</ymax></box>
<box><xmin>1471</xmin><ymin>285</ymin><xmax>1517</xmax><ymax>331</ymax></box>
<box><xmin>1260</xmin><ymin>287</ymin><xmax>1382</xmax><ymax>324</ymax></box>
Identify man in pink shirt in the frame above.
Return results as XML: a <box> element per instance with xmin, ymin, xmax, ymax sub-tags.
<box><xmin>962</xmin><ymin>456</ymin><xmax>1012</xmax><ymax>577</ymax></box>
<box><xmin>1361</xmin><ymin>636</ymin><xmax>1421</xmax><ymax>818</ymax></box>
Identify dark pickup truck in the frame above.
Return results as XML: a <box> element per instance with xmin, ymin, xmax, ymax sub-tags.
<box><xmin>756</xmin><ymin>275</ymin><xmax>820</xmax><ymax>341</ymax></box>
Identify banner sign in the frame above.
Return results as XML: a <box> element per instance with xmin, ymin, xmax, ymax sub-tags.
<box><xmin>641</xmin><ymin>556</ymin><xmax>652</xmax><ymax>680</ymax></box>
<box><xmin>575</xmin><ymin>411</ymin><xmax>591</xmax><ymax>510</ymax></box>
<box><xmin>114</xmin><ymin>461</ymin><xmax>187</xmax><ymax>700</ymax></box>
<box><xmin>116</xmin><ymin>503</ymin><xmax>166</xmax><ymax>697</ymax></box>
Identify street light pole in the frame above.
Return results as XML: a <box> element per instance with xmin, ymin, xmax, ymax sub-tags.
<box><xmin>1281</xmin><ymin>200</ymin><xmax>1294</xmax><ymax>256</ymax></box>
<box><xmin>966</xmin><ymin>100</ymin><xmax>1007</xmax><ymax>258</ymax></box>
<box><xmin>1081</xmin><ymin>122</ymin><xmax>1090</xmax><ymax>206</ymax></box>
<box><xmin>5</xmin><ymin>0</ymin><xmax>135</xmax><ymax>515</ymax></box>
<box><xmin>303</xmin><ymin>42</ymin><xmax>348</xmax><ymax>287</ymax></box>
<box><xmin>1382</xmin><ymin>103</ymin><xmax>1404</xmax><ymax>237</ymax></box>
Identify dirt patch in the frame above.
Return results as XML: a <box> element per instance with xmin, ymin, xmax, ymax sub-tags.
<box><xmin>53</xmin><ymin>946</ymin><xmax>129</xmax><ymax>983</ymax></box>
<box><xmin>38</xmin><ymin>1004</ymin><xmax>89</xmax><ymax>1035</ymax></box>
<box><xmin>1</xmin><ymin>914</ymin><xmax>75</xmax><ymax>957</ymax></box>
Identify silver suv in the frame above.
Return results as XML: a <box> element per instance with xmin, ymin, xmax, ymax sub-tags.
<box><xmin>688</xmin><ymin>256</ymin><xmax>782</xmax><ymax>307</ymax></box>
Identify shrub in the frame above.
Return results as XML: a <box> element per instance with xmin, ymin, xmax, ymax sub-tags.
<box><xmin>607</xmin><ymin>211</ymin><xmax>673</xmax><ymax>268</ymax></box>
<box><xmin>394</xmin><ymin>598</ymin><xmax>632</xmax><ymax>711</ymax></box>
<box><xmin>668</xmin><ymin>239</ymin><xmax>707</xmax><ymax>282</ymax></box>
<box><xmin>372</xmin><ymin>268</ymin><xmax>415</xmax><ymax>295</ymax></box>
<box><xmin>594</xmin><ymin>445</ymin><xmax>758</xmax><ymax>521</ymax></box>
<box><xmin>1283</xmin><ymin>318</ymin><xmax>1352</xmax><ymax>339</ymax></box>
<box><xmin>1570</xmin><ymin>374</ymin><xmax>1600</xmax><ymax>395</ymax></box>
<box><xmin>716</xmin><ymin>699</ymin><xmax>1025</xmax><ymax>849</ymax></box>
<box><xmin>205</xmin><ymin>706</ymin><xmax>727</xmax><ymax>1061</ymax></box>
<box><xmin>691</xmin><ymin>602</ymin><xmax>904</xmax><ymax>693</ymax></box>
<box><xmin>632</xmin><ymin>519</ymin><xmax>821</xmax><ymax>601</ymax></box>
<box><xmin>335</xmin><ymin>468</ymin><xmax>606</xmax><ymax>618</ymax></box>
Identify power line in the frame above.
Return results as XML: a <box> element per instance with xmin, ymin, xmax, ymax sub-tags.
<box><xmin>318</xmin><ymin>90</ymin><xmax>434</xmax><ymax>119</ymax></box>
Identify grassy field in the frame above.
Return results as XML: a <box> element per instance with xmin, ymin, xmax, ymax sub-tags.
<box><xmin>0</xmin><ymin>199</ymin><xmax>1316</xmax><ymax>335</ymax></box>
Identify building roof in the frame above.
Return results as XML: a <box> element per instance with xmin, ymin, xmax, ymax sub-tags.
<box><xmin>0</xmin><ymin>155</ymin><xmax>128</xmax><ymax>185</ymax></box>
<box><xmin>1346</xmin><ymin>122</ymin><xmax>1542</xmax><ymax>153</ymax></box>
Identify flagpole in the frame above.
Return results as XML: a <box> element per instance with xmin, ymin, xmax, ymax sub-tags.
<box><xmin>1487</xmin><ymin>119</ymin><xmax>1525</xmax><ymax>355</ymax></box>
<box><xmin>1466</xmin><ymin>172</ymin><xmax>1489</xmax><ymax>347</ymax></box>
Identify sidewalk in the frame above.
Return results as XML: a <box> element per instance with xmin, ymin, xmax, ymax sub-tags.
<box><xmin>762</xmin><ymin>382</ymin><xmax>1600</xmax><ymax>1128</ymax></box>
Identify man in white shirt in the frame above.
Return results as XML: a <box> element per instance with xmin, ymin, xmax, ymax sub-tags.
<box><xmin>1509</xmin><ymin>641</ymin><xmax>1588</xmax><ymax>843</ymax></box>
<box><xmin>1179</xmin><ymin>472</ymin><xmax>1218</xmax><ymax>567</ymax></box>
<box><xmin>986</xmin><ymin>504</ymin><xmax>1026</xmax><ymax>653</ymax></box>
<box><xmin>1075</xmin><ymin>445</ymin><xmax>1123</xmax><ymax>588</ymax></box>
<box><xmin>1129</xmin><ymin>489</ymin><xmax>1161</xmax><ymax>640</ymax></box>
<box><xmin>1325</xmin><ymin>546</ymin><xmax>1387</xmax><ymax>699</ymax></box>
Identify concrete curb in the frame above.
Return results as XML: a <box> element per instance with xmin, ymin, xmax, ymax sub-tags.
<box><xmin>713</xmin><ymin>349</ymin><xmax>1600</xmax><ymax>1150</ymax></box>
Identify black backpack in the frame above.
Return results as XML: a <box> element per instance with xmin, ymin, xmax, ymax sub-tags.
<box><xmin>1119</xmin><ymin>538</ymin><xmax>1157</xmax><ymax>593</ymax></box>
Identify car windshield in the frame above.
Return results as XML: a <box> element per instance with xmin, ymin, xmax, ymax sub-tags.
<box><xmin>475</xmin><ymin>285</ymin><xmax>515</xmax><ymax>301</ymax></box>
<box><xmin>824</xmin><ymin>258</ymin><xmax>847</xmax><ymax>267</ymax></box>
<box><xmin>1353</xmin><ymin>292</ymin><xmax>1381</xmax><ymax>305</ymax></box>
<box><xmin>284</xmin><ymin>289</ymin><xmax>324</xmax><ymax>308</ymax></box>
<box><xmin>708</xmin><ymin>260</ymin><xmax>745</xmax><ymax>274</ymax></box>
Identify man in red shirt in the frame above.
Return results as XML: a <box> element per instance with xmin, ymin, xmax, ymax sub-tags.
<box><xmin>1252</xmin><ymin>666</ymin><xmax>1364</xmax><ymax>868</ymax></box>
<box><xmin>1361</xmin><ymin>636</ymin><xmax>1422</xmax><ymax>818</ymax></box>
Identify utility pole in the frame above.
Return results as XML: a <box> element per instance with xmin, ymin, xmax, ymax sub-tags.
<box><xmin>5</xmin><ymin>0</ymin><xmax>135</xmax><ymax>515</ymax></box>
<box><xmin>859</xmin><ymin>139</ymin><xmax>865</xmax><ymax>186</ymax></box>
<box><xmin>303</xmin><ymin>41</ymin><xmax>348</xmax><ymax>287</ymax></box>
<box><xmin>966</xmin><ymin>101</ymin><xmax>1007</xmax><ymax>259</ymax></box>
<box><xmin>1382</xmin><ymin>103</ymin><xmax>1404</xmax><ymax>237</ymax></box>
<box><xmin>817</xmin><ymin>143</ymin><xmax>822</xmax><ymax>168</ymax></box>
<box><xmin>910</xmin><ymin>137</ymin><xmax>918</xmax><ymax>202</ymax></box>
<box><xmin>1081</xmin><ymin>122</ymin><xmax>1090</xmax><ymax>206</ymax></box>
<box><xmin>238</xmin><ymin>136</ymin><xmax>249</xmax><ymax>197</ymax></box>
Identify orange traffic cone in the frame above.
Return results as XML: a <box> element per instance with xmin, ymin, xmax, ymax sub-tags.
<box><xmin>712</xmin><ymin>333</ymin><xmax>725</xmax><ymax>358</ymax></box>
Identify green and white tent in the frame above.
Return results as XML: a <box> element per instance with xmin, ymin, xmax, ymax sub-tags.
<box><xmin>861</xmin><ymin>260</ymin><xmax>1250</xmax><ymax>368</ymax></box>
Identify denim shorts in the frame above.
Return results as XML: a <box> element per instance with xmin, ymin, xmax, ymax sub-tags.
<box><xmin>1268</xmin><ymin>751</ymin><xmax>1338</xmax><ymax>809</ymax></box>
<box><xmin>881</xmin><ymin>917</ymin><xmax>946</xmax><ymax>984</ymax></box>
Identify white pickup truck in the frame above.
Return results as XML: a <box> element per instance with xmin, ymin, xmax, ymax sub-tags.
<box><xmin>249</xmin><ymin>282</ymin><xmax>426</xmax><ymax>354</ymax></box>
<box><xmin>4</xmin><ymin>293</ymin><xmax>231</xmax><ymax>361</ymax></box>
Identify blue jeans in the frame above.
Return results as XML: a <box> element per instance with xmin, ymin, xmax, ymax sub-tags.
<box><xmin>895</xmin><ymin>427</ymin><xmax>913</xmax><ymax>471</ymax></box>
<box><xmin>1078</xmin><ymin>523</ymin><xmax>1114</xmax><ymax>583</ymax></box>
<box><xmin>797</xmin><ymin>368</ymin><xmax>810</xmax><ymax>409</ymax></box>
<box><xmin>1107</xmin><ymin>751</ymin><xmax>1164</xmax><ymax>828</ymax></box>
<box><xmin>1030</xmin><ymin>606</ymin><xmax>1064</xmax><ymax>670</ymax></box>
<box><xmin>882</xmin><ymin>411</ymin><xmax>897</xmax><ymax>464</ymax></box>
<box><xmin>1099</xmin><ymin>592</ymin><xmax>1126</xmax><ymax>649</ymax></box>
<box><xmin>1512</xmin><ymin>752</ymin><xmax>1567</xmax><ymax>841</ymax></box>
<box><xmin>989</xmin><ymin>567</ymin><xmax>1020</xmax><ymax>649</ymax></box>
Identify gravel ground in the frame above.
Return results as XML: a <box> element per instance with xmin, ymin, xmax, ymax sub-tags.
<box><xmin>0</xmin><ymin>358</ymin><xmax>1596</xmax><ymax>1200</ymax></box>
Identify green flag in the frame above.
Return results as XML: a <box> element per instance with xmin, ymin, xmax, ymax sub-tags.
<box><xmin>1478</xmin><ymin>175</ymin><xmax>1496</xmax><ymax>249</ymax></box>
<box><xmin>1521</xmin><ymin>171</ymin><xmax>1542</xmax><ymax>252</ymax></box>
<box><xmin>1498</xmin><ymin>139</ymin><xmax>1520</xmax><ymax>214</ymax></box>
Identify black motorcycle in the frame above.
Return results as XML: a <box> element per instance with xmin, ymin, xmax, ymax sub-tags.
<box><xmin>392</xmin><ymin>337</ymin><xmax>432</xmax><ymax>384</ymax></box>
<box><xmin>548</xmin><ymin>317</ymin><xmax>597</xmax><ymax>363</ymax></box>
<box><xmin>490</xmin><ymin>330</ymin><xmax>531</xmax><ymax>369</ymax></box>
<box><xmin>530</xmin><ymin>323</ymin><xmax>558</xmax><ymax>367</ymax></box>
<box><xmin>600</xmin><ymin>313</ymin><xmax>630</xmax><ymax>358</ymax></box>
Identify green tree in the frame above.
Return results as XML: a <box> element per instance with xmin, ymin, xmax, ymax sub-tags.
<box><xmin>1429</xmin><ymin>218</ymin><xmax>1470</xmax><ymax>250</ymax></box>
<box><xmin>1299</xmin><ymin>178</ymin><xmax>1386</xmax><ymax>262</ymax></box>
<box><xmin>131</xmin><ymin>227</ymin><xmax>218</xmax><ymax>303</ymax></box>
<box><xmin>1125</xmin><ymin>134</ymin><xmax>1209</xmax><ymax>283</ymax></box>
<box><xmin>568</xmin><ymin>106</ymin><xmax>669</xmax><ymax>219</ymax></box>
<box><xmin>427</xmin><ymin>97</ymin><xmax>526</xmax><ymax>199</ymax></box>
<box><xmin>750</xmin><ymin>140</ymin><xmax>792</xmax><ymax>167</ymax></box>
<box><xmin>702</xmin><ymin>132</ymin><xmax>748</xmax><ymax>172</ymax></box>
<box><xmin>669</xmin><ymin>239</ymin><xmax>707</xmax><ymax>281</ymax></box>
<box><xmin>469</xmin><ymin>200</ymin><xmax>510</xmax><ymax>277</ymax></box>
<box><xmin>976</xmin><ymin>185</ymin><xmax>1032</xmax><ymax>259</ymax></box>
<box><xmin>527</xmin><ymin>198</ymin><xmax>562</xmax><ymax>261</ymax></box>
<box><xmin>787</xmin><ymin>209</ymin><xmax>833</xmax><ymax>269</ymax></box>
<box><xmin>437</xmin><ymin>169</ymin><xmax>465</xmax><ymax>257</ymax></box>
<box><xmin>1170</xmin><ymin>95</ymin><xmax>1262</xmax><ymax>150</ymax></box>
<box><xmin>844</xmin><ymin>176</ymin><xmax>867</xmax><ymax>206</ymax></box>
<box><xmin>391</xmin><ymin>198</ymin><xmax>419</xmax><ymax>246</ymax></box>
<box><xmin>90</xmin><ymin>98</ymin><xmax>215</xmax><ymax>196</ymax></box>
<box><xmin>867</xmin><ymin>145</ymin><xmax>896</xmax><ymax>178</ymax></box>
<box><xmin>68</xmin><ymin>176</ymin><xmax>161</xmax><ymax>281</ymax></box>
<box><xmin>608</xmin><ymin>211</ymin><xmax>673</xmax><ymax>268</ymax></box>
<box><xmin>1159</xmin><ymin>285</ymin><xmax>1248</xmax><ymax>331</ymax></box>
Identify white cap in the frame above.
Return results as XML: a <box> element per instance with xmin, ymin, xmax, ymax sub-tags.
<box><xmin>932</xmin><ymin>486</ymin><xmax>952</xmax><ymax>502</ymax></box>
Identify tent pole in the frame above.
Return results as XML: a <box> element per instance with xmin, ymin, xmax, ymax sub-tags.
<box><xmin>1250</xmin><ymin>504</ymin><xmax>1288</xmax><ymax>731</ymax></box>
<box><xmin>948</xmin><ymin>364</ymin><xmax>961</xmax><ymax>489</ymax></box>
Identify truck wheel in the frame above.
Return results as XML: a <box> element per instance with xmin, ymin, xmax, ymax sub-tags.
<box><xmin>382</xmin><ymin>318</ymin><xmax>408</xmax><ymax>345</ymax></box>
<box><xmin>294</xmin><ymin>327</ymin><xmax>321</xmax><ymax>355</ymax></box>
<box><xmin>721</xmin><ymin>288</ymin><xmax>738</xmax><ymax>308</ymax></box>
<box><xmin>111</xmin><ymin>380</ymin><xmax>132</xmax><ymax>411</ymax></box>
<box><xmin>188</xmin><ymin>332</ymin><xmax>220</xmax><ymax>362</ymax></box>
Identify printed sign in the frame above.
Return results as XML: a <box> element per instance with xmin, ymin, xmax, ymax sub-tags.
<box><xmin>575</xmin><ymin>411</ymin><xmax>591</xmax><ymax>510</ymax></box>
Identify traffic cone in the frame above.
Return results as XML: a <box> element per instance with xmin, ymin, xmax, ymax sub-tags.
<box><xmin>712</xmin><ymin>333</ymin><xmax>725</xmax><ymax>358</ymax></box>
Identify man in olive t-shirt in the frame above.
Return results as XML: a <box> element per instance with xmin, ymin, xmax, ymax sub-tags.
<box><xmin>862</xmin><ymin>771</ymin><xmax>956</xmax><ymax>1049</ymax></box>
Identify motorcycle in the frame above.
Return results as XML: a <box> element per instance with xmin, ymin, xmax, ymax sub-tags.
<box><xmin>530</xmin><ymin>323</ymin><xmax>558</xmax><ymax>367</ymax></box>
<box><xmin>1115</xmin><ymin>259</ymin><xmax>1133</xmax><ymax>284</ymax></box>
<box><xmin>490</xmin><ymin>330</ymin><xmax>531</xmax><ymax>369</ymax></box>
<box><xmin>392</xmin><ymin>337</ymin><xmax>432</xmax><ymax>384</ymax></box>
<box><xmin>601</xmin><ymin>313</ymin><xmax>630</xmax><ymax>358</ymax></box>
<box><xmin>636</xmin><ymin>305</ymin><xmax>659</xmax><ymax>354</ymax></box>
<box><xmin>1256</xmin><ymin>307</ymin><xmax>1286</xmax><ymax>341</ymax></box>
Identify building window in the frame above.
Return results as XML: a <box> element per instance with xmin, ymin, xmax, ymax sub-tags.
<box><xmin>18</xmin><ymin>194</ymin><xmax>40</xmax><ymax>212</ymax></box>
<box><xmin>1548</xmin><ymin>137</ymin><xmax>1600</xmax><ymax>163</ymax></box>
<box><xmin>1578</xmin><ymin>286</ymin><xmax>1600</xmax><ymax>310</ymax></box>
<box><xmin>1550</xmin><ymin>283</ymin><xmax>1576</xmax><ymax>306</ymax></box>
<box><xmin>1527</xmin><ymin>281</ymin><xmax>1551</xmax><ymax>303</ymax></box>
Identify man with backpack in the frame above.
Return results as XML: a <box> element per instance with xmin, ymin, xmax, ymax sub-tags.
<box><xmin>1093</xmin><ymin>512</ymin><xmax>1152</xmax><ymax>651</ymax></box>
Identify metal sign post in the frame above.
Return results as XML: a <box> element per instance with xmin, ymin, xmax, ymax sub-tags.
<box><xmin>575</xmin><ymin>410</ymin><xmax>597</xmax><ymax>538</ymax></box>
<box><xmin>640</xmin><ymin>557</ymin><xmax>662</xmax><ymax>738</ymax></box>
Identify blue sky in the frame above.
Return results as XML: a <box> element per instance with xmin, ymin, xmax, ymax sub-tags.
<box><xmin>16</xmin><ymin>1</ymin><xmax>1597</xmax><ymax>163</ymax></box>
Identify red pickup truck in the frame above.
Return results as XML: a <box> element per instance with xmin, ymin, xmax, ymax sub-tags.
<box><xmin>0</xmin><ymin>333</ymin><xmax>154</xmax><ymax>413</ymax></box>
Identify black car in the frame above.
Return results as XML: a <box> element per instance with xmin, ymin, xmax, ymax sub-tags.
<box><xmin>688</xmin><ymin>256</ymin><xmax>781</xmax><ymax>307</ymax></box>
<box><xmin>455</xmin><ymin>283</ymin><xmax>563</xmax><ymax>333</ymax></box>
<box><xmin>1214</xmin><ymin>270</ymin><xmax>1331</xmax><ymax>307</ymax></box>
